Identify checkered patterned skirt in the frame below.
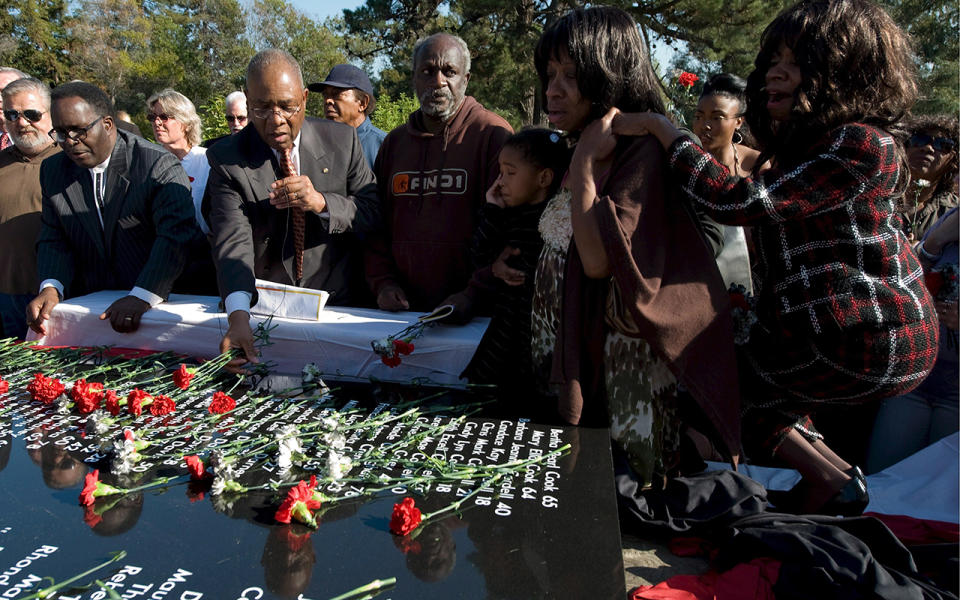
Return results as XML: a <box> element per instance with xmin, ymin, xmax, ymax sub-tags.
<box><xmin>739</xmin><ymin>316</ymin><xmax>939</xmax><ymax>455</ymax></box>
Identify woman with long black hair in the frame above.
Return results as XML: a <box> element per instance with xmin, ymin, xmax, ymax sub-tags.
<box><xmin>530</xmin><ymin>6</ymin><xmax>741</xmax><ymax>489</ymax></box>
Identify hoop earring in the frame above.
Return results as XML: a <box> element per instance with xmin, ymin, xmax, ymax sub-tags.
<box><xmin>732</xmin><ymin>130</ymin><xmax>744</xmax><ymax>145</ymax></box>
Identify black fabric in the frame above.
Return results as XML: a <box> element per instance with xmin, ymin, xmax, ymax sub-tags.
<box><xmin>911</xmin><ymin>543</ymin><xmax>960</xmax><ymax>596</ymax></box>
<box><xmin>617</xmin><ymin>462</ymin><xmax>957</xmax><ymax>599</ymax></box>
<box><xmin>615</xmin><ymin>453</ymin><xmax>768</xmax><ymax>534</ymax></box>
<box><xmin>714</xmin><ymin>513</ymin><xmax>957</xmax><ymax>600</ymax></box>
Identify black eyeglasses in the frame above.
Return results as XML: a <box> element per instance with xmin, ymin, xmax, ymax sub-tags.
<box><xmin>225</xmin><ymin>115</ymin><xmax>247</xmax><ymax>123</ymax></box>
<box><xmin>148</xmin><ymin>112</ymin><xmax>172</xmax><ymax>123</ymax></box>
<box><xmin>48</xmin><ymin>115</ymin><xmax>104</xmax><ymax>144</ymax></box>
<box><xmin>3</xmin><ymin>109</ymin><xmax>45</xmax><ymax>123</ymax></box>
<box><xmin>908</xmin><ymin>133</ymin><xmax>957</xmax><ymax>153</ymax></box>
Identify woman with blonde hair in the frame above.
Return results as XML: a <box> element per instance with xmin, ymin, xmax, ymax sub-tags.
<box><xmin>146</xmin><ymin>89</ymin><xmax>209</xmax><ymax>234</ymax></box>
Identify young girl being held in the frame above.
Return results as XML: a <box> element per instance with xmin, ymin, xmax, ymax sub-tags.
<box><xmin>465</xmin><ymin>129</ymin><xmax>569</xmax><ymax>409</ymax></box>
<box><xmin>613</xmin><ymin>0</ymin><xmax>938</xmax><ymax>514</ymax></box>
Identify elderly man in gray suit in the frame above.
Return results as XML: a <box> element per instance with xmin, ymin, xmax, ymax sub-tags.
<box><xmin>206</xmin><ymin>49</ymin><xmax>378</xmax><ymax>370</ymax></box>
<box><xmin>27</xmin><ymin>82</ymin><xmax>201</xmax><ymax>336</ymax></box>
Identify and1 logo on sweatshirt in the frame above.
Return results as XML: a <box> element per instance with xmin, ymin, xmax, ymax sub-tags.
<box><xmin>392</xmin><ymin>169</ymin><xmax>468</xmax><ymax>196</ymax></box>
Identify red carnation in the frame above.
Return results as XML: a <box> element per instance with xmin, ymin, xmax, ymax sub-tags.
<box><xmin>149</xmin><ymin>395</ymin><xmax>176</xmax><ymax>416</ymax></box>
<box><xmin>389</xmin><ymin>497</ymin><xmax>422</xmax><ymax>536</ymax></box>
<box><xmin>729</xmin><ymin>292</ymin><xmax>750</xmax><ymax>311</ymax></box>
<box><xmin>172</xmin><ymin>364</ymin><xmax>195</xmax><ymax>390</ymax></box>
<box><xmin>27</xmin><ymin>373</ymin><xmax>66</xmax><ymax>404</ymax></box>
<box><xmin>275</xmin><ymin>475</ymin><xmax>323</xmax><ymax>527</ymax></box>
<box><xmin>184</xmin><ymin>455</ymin><xmax>208</xmax><ymax>480</ymax></box>
<box><xmin>104</xmin><ymin>390</ymin><xmax>121</xmax><ymax>416</ymax></box>
<box><xmin>0</xmin><ymin>378</ymin><xmax>8</xmax><ymax>395</ymax></box>
<box><xmin>80</xmin><ymin>469</ymin><xmax>100</xmax><ymax>506</ymax></box>
<box><xmin>381</xmin><ymin>355</ymin><xmax>402</xmax><ymax>368</ymax></box>
<box><xmin>78</xmin><ymin>469</ymin><xmax>122</xmax><ymax>506</ymax></box>
<box><xmin>925</xmin><ymin>271</ymin><xmax>944</xmax><ymax>298</ymax></box>
<box><xmin>393</xmin><ymin>339</ymin><xmax>415</xmax><ymax>356</ymax></box>
<box><xmin>126</xmin><ymin>389</ymin><xmax>151</xmax><ymax>417</ymax></box>
<box><xmin>678</xmin><ymin>71</ymin><xmax>699</xmax><ymax>89</ymax></box>
<box><xmin>71</xmin><ymin>379</ymin><xmax>105</xmax><ymax>414</ymax></box>
<box><xmin>208</xmin><ymin>391</ymin><xmax>236</xmax><ymax>414</ymax></box>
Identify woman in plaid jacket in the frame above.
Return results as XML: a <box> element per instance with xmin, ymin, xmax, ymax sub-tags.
<box><xmin>609</xmin><ymin>0</ymin><xmax>939</xmax><ymax>514</ymax></box>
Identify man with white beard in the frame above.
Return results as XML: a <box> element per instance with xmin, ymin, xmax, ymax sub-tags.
<box><xmin>0</xmin><ymin>77</ymin><xmax>59</xmax><ymax>338</ymax></box>
<box><xmin>364</xmin><ymin>33</ymin><xmax>512</xmax><ymax>313</ymax></box>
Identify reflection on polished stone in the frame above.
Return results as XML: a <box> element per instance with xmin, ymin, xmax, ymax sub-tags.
<box><xmin>0</xmin><ymin>382</ymin><xmax>624</xmax><ymax>599</ymax></box>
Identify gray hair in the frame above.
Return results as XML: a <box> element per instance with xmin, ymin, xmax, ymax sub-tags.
<box><xmin>412</xmin><ymin>33</ymin><xmax>471</xmax><ymax>74</ymax></box>
<box><xmin>246</xmin><ymin>49</ymin><xmax>304</xmax><ymax>89</ymax></box>
<box><xmin>146</xmin><ymin>88</ymin><xmax>203</xmax><ymax>147</ymax></box>
<box><xmin>0</xmin><ymin>66</ymin><xmax>28</xmax><ymax>81</ymax></box>
<box><xmin>2</xmin><ymin>77</ymin><xmax>51</xmax><ymax>109</ymax></box>
<box><xmin>225</xmin><ymin>90</ymin><xmax>246</xmax><ymax>109</ymax></box>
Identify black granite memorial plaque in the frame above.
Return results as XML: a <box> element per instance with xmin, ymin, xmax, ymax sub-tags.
<box><xmin>0</xmin><ymin>375</ymin><xmax>624</xmax><ymax>599</ymax></box>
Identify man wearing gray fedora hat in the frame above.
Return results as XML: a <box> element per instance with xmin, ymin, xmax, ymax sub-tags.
<box><xmin>309</xmin><ymin>64</ymin><xmax>386</xmax><ymax>169</ymax></box>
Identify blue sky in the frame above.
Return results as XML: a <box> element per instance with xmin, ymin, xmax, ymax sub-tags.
<box><xmin>289</xmin><ymin>1</ymin><xmax>678</xmax><ymax>71</ymax></box>
<box><xmin>290</xmin><ymin>1</ymin><xmax>361</xmax><ymax>21</ymax></box>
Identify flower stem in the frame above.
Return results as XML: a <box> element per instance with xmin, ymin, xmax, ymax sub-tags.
<box><xmin>327</xmin><ymin>577</ymin><xmax>396</xmax><ymax>600</ymax></box>
<box><xmin>21</xmin><ymin>550</ymin><xmax>126</xmax><ymax>600</ymax></box>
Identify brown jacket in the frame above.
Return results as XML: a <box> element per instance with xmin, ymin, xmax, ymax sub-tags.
<box><xmin>0</xmin><ymin>144</ymin><xmax>59</xmax><ymax>294</ymax></box>
<box><xmin>365</xmin><ymin>96</ymin><xmax>513</xmax><ymax>310</ymax></box>
<box><xmin>554</xmin><ymin>135</ymin><xmax>741</xmax><ymax>459</ymax></box>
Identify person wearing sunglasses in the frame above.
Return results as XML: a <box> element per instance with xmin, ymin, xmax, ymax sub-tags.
<box><xmin>26</xmin><ymin>81</ymin><xmax>202</xmax><ymax>337</ymax></box>
<box><xmin>202</xmin><ymin>91</ymin><xmax>247</xmax><ymax>148</ymax></box>
<box><xmin>900</xmin><ymin>115</ymin><xmax>958</xmax><ymax>242</ymax></box>
<box><xmin>146</xmin><ymin>88</ymin><xmax>211</xmax><ymax>235</ymax></box>
<box><xmin>0</xmin><ymin>77</ymin><xmax>59</xmax><ymax>340</ymax></box>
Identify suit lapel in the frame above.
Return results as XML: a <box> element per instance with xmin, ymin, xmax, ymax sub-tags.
<box><xmin>299</xmin><ymin>121</ymin><xmax>328</xmax><ymax>181</ymax></box>
<box><xmin>62</xmin><ymin>161</ymin><xmax>106</xmax><ymax>259</ymax></box>
<box><xmin>101</xmin><ymin>135</ymin><xmax>131</xmax><ymax>258</ymax></box>
<box><xmin>243</xmin><ymin>131</ymin><xmax>280</xmax><ymax>202</ymax></box>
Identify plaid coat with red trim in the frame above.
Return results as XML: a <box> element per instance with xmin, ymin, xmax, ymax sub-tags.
<box><xmin>669</xmin><ymin>123</ymin><xmax>938</xmax><ymax>400</ymax></box>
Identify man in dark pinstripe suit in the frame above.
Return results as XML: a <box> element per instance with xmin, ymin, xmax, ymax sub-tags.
<box><xmin>26</xmin><ymin>82</ymin><xmax>201</xmax><ymax>336</ymax></box>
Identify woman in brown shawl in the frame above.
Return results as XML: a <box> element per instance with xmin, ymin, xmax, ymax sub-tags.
<box><xmin>530</xmin><ymin>7</ymin><xmax>741</xmax><ymax>488</ymax></box>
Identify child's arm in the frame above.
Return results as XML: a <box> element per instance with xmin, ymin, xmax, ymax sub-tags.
<box><xmin>470</xmin><ymin>187</ymin><xmax>506</xmax><ymax>270</ymax></box>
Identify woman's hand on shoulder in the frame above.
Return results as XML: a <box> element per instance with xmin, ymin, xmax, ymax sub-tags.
<box><xmin>611</xmin><ymin>112</ymin><xmax>683</xmax><ymax>150</ymax></box>
<box><xmin>573</xmin><ymin>107</ymin><xmax>620</xmax><ymax>166</ymax></box>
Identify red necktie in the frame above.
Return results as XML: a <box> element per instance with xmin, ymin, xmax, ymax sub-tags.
<box><xmin>0</xmin><ymin>132</ymin><xmax>11</xmax><ymax>150</ymax></box>
<box><xmin>280</xmin><ymin>148</ymin><xmax>305</xmax><ymax>281</ymax></box>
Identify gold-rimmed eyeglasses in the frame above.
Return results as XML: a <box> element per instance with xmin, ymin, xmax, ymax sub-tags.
<box><xmin>249</xmin><ymin>104</ymin><xmax>302</xmax><ymax>120</ymax></box>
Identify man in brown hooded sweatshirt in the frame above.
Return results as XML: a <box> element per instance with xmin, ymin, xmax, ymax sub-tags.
<box><xmin>365</xmin><ymin>33</ymin><xmax>513</xmax><ymax>313</ymax></box>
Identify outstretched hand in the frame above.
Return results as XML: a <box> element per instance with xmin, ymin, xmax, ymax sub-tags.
<box><xmin>99</xmin><ymin>295</ymin><xmax>150</xmax><ymax>333</ymax></box>
<box><xmin>26</xmin><ymin>287</ymin><xmax>60</xmax><ymax>336</ymax></box>
<box><xmin>221</xmin><ymin>310</ymin><xmax>260</xmax><ymax>374</ymax></box>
